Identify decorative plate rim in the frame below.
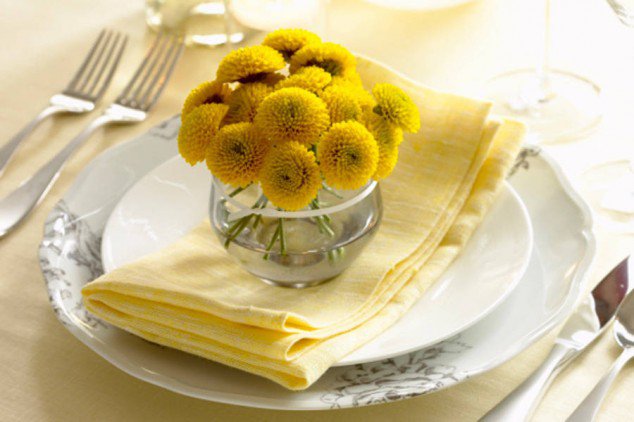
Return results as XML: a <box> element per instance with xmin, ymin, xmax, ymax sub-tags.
<box><xmin>36</xmin><ymin>54</ymin><xmax>596</xmax><ymax>409</ymax></box>
<box><xmin>40</xmin><ymin>136</ymin><xmax>596</xmax><ymax>410</ymax></box>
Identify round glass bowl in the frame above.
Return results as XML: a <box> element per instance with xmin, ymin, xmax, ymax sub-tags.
<box><xmin>209</xmin><ymin>178</ymin><xmax>383</xmax><ymax>288</ymax></box>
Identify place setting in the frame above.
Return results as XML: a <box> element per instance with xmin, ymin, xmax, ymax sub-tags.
<box><xmin>1</xmin><ymin>0</ymin><xmax>633</xmax><ymax>420</ymax></box>
<box><xmin>35</xmin><ymin>28</ymin><xmax>594</xmax><ymax>411</ymax></box>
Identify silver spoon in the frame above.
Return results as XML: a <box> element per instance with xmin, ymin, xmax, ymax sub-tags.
<box><xmin>567</xmin><ymin>270</ymin><xmax>634</xmax><ymax>422</ymax></box>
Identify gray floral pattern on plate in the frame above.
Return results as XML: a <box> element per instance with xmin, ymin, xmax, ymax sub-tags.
<box><xmin>38</xmin><ymin>115</ymin><xmax>593</xmax><ymax>410</ymax></box>
<box><xmin>321</xmin><ymin>335</ymin><xmax>471</xmax><ymax>408</ymax></box>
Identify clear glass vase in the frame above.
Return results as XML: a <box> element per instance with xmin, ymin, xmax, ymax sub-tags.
<box><xmin>209</xmin><ymin>178</ymin><xmax>383</xmax><ymax>288</ymax></box>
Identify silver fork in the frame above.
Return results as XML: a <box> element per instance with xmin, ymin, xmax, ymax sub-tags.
<box><xmin>0</xmin><ymin>33</ymin><xmax>184</xmax><ymax>238</ymax></box>
<box><xmin>0</xmin><ymin>29</ymin><xmax>127</xmax><ymax>176</ymax></box>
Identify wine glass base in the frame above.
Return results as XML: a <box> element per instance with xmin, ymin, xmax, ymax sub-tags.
<box><xmin>485</xmin><ymin>69</ymin><xmax>602</xmax><ymax>144</ymax></box>
<box><xmin>580</xmin><ymin>159</ymin><xmax>634</xmax><ymax>234</ymax></box>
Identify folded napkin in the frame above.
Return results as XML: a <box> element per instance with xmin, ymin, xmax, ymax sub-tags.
<box><xmin>82</xmin><ymin>72</ymin><xmax>524</xmax><ymax>390</ymax></box>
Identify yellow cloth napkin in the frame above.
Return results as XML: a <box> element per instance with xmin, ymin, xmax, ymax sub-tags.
<box><xmin>82</xmin><ymin>59</ymin><xmax>525</xmax><ymax>390</ymax></box>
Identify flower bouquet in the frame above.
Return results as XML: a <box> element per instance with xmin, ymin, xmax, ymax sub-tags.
<box><xmin>177</xmin><ymin>29</ymin><xmax>420</xmax><ymax>287</ymax></box>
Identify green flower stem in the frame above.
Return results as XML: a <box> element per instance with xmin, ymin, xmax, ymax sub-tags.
<box><xmin>328</xmin><ymin>247</ymin><xmax>344</xmax><ymax>264</ymax></box>
<box><xmin>310</xmin><ymin>199</ymin><xmax>335</xmax><ymax>237</ymax></box>
<box><xmin>228</xmin><ymin>184</ymin><xmax>250</xmax><ymax>198</ymax></box>
<box><xmin>263</xmin><ymin>217</ymin><xmax>286</xmax><ymax>260</ymax></box>
<box><xmin>223</xmin><ymin>195</ymin><xmax>266</xmax><ymax>248</ymax></box>
<box><xmin>278</xmin><ymin>218</ymin><xmax>286</xmax><ymax>256</ymax></box>
<box><xmin>224</xmin><ymin>216</ymin><xmax>253</xmax><ymax>248</ymax></box>
<box><xmin>263</xmin><ymin>222</ymin><xmax>281</xmax><ymax>261</ymax></box>
<box><xmin>321</xmin><ymin>183</ymin><xmax>343</xmax><ymax>199</ymax></box>
<box><xmin>252</xmin><ymin>198</ymin><xmax>268</xmax><ymax>229</ymax></box>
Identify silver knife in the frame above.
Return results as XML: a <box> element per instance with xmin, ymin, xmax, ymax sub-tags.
<box><xmin>480</xmin><ymin>257</ymin><xmax>630</xmax><ymax>422</ymax></box>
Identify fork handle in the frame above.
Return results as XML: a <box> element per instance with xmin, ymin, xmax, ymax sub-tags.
<box><xmin>0</xmin><ymin>114</ymin><xmax>112</xmax><ymax>237</ymax></box>
<box><xmin>0</xmin><ymin>104</ymin><xmax>68</xmax><ymax>176</ymax></box>
<box><xmin>566</xmin><ymin>347</ymin><xmax>634</xmax><ymax>422</ymax></box>
<box><xmin>480</xmin><ymin>343</ymin><xmax>577</xmax><ymax>422</ymax></box>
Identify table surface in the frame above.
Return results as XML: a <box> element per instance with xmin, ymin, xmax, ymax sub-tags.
<box><xmin>1</xmin><ymin>0</ymin><xmax>632</xmax><ymax>420</ymax></box>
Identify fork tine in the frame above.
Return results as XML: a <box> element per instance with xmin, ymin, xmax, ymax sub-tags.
<box><xmin>137</xmin><ymin>37</ymin><xmax>183</xmax><ymax>110</ymax></box>
<box><xmin>88</xmin><ymin>33</ymin><xmax>128</xmax><ymax>101</ymax></box>
<box><xmin>116</xmin><ymin>33</ymin><xmax>166</xmax><ymax>105</ymax></box>
<box><xmin>127</xmin><ymin>34</ymin><xmax>172</xmax><ymax>107</ymax></box>
<box><xmin>74</xmin><ymin>30</ymin><xmax>114</xmax><ymax>95</ymax></box>
<box><xmin>92</xmin><ymin>34</ymin><xmax>128</xmax><ymax>102</ymax></box>
<box><xmin>65</xmin><ymin>29</ymin><xmax>108</xmax><ymax>94</ymax></box>
<box><xmin>140</xmin><ymin>37</ymin><xmax>184</xmax><ymax>111</ymax></box>
<box><xmin>85</xmin><ymin>32</ymin><xmax>120</xmax><ymax>96</ymax></box>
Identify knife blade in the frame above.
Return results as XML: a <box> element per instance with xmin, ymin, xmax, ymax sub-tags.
<box><xmin>480</xmin><ymin>257</ymin><xmax>630</xmax><ymax>422</ymax></box>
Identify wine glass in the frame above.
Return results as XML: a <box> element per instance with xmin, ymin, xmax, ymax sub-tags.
<box><xmin>607</xmin><ymin>0</ymin><xmax>634</xmax><ymax>26</ymax></box>
<box><xmin>579</xmin><ymin>0</ymin><xmax>634</xmax><ymax>234</ymax></box>
<box><xmin>484</xmin><ymin>0</ymin><xmax>602</xmax><ymax>144</ymax></box>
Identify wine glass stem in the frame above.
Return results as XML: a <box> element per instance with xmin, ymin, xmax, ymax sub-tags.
<box><xmin>536</xmin><ymin>0</ymin><xmax>553</xmax><ymax>100</ymax></box>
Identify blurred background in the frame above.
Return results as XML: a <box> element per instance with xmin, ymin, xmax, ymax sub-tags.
<box><xmin>6</xmin><ymin>0</ymin><xmax>630</xmax><ymax>229</ymax></box>
<box><xmin>0</xmin><ymin>2</ymin><xmax>633</xmax><ymax>420</ymax></box>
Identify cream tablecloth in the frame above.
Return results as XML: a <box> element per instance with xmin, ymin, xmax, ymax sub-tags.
<box><xmin>0</xmin><ymin>0</ymin><xmax>632</xmax><ymax>420</ymax></box>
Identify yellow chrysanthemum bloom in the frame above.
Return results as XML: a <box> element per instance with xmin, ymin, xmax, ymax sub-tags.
<box><xmin>374</xmin><ymin>142</ymin><xmax>399</xmax><ymax>180</ymax></box>
<box><xmin>320</xmin><ymin>85</ymin><xmax>362</xmax><ymax>123</ymax></box>
<box><xmin>365</xmin><ymin>113</ymin><xmax>403</xmax><ymax>179</ymax></box>
<box><xmin>181</xmin><ymin>80</ymin><xmax>231</xmax><ymax>121</ymax></box>
<box><xmin>262</xmin><ymin>28</ymin><xmax>321</xmax><ymax>60</ymax></box>
<box><xmin>216</xmin><ymin>45</ymin><xmax>285</xmax><ymax>83</ymax></box>
<box><xmin>317</xmin><ymin>121</ymin><xmax>379</xmax><ymax>190</ymax></box>
<box><xmin>263</xmin><ymin>72</ymin><xmax>286</xmax><ymax>86</ymax></box>
<box><xmin>205</xmin><ymin>122</ymin><xmax>269</xmax><ymax>187</ymax></box>
<box><xmin>259</xmin><ymin>142</ymin><xmax>321</xmax><ymax>211</ymax></box>
<box><xmin>372</xmin><ymin>83</ymin><xmax>420</xmax><ymax>133</ymax></box>
<box><xmin>254</xmin><ymin>87</ymin><xmax>330</xmax><ymax>146</ymax></box>
<box><xmin>276</xmin><ymin>66</ymin><xmax>332</xmax><ymax>94</ymax></box>
<box><xmin>224</xmin><ymin>82</ymin><xmax>273</xmax><ymax>124</ymax></box>
<box><xmin>290</xmin><ymin>42</ymin><xmax>356</xmax><ymax>78</ymax></box>
<box><xmin>330</xmin><ymin>77</ymin><xmax>374</xmax><ymax>110</ymax></box>
<box><xmin>178</xmin><ymin>103</ymin><xmax>228</xmax><ymax>165</ymax></box>
<box><xmin>369</xmin><ymin>119</ymin><xmax>400</xmax><ymax>179</ymax></box>
<box><xmin>331</xmin><ymin>71</ymin><xmax>363</xmax><ymax>87</ymax></box>
<box><xmin>366</xmin><ymin>112</ymin><xmax>404</xmax><ymax>146</ymax></box>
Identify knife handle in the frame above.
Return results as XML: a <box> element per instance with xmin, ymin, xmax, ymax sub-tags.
<box><xmin>480</xmin><ymin>343</ymin><xmax>577</xmax><ymax>422</ymax></box>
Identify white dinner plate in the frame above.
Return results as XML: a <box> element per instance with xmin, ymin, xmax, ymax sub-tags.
<box><xmin>39</xmin><ymin>115</ymin><xmax>594</xmax><ymax>409</ymax></box>
<box><xmin>100</xmin><ymin>155</ymin><xmax>532</xmax><ymax>366</ymax></box>
<box><xmin>39</xmin><ymin>55</ymin><xmax>595</xmax><ymax>409</ymax></box>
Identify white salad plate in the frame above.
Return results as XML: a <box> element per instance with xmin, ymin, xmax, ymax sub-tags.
<box><xmin>101</xmin><ymin>155</ymin><xmax>533</xmax><ymax>366</ymax></box>
<box><xmin>39</xmin><ymin>116</ymin><xmax>595</xmax><ymax>410</ymax></box>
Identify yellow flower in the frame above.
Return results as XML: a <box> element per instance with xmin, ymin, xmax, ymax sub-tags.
<box><xmin>290</xmin><ymin>42</ymin><xmax>356</xmax><ymax>78</ymax></box>
<box><xmin>374</xmin><ymin>143</ymin><xmax>398</xmax><ymax>180</ymax></box>
<box><xmin>331</xmin><ymin>71</ymin><xmax>363</xmax><ymax>87</ymax></box>
<box><xmin>216</xmin><ymin>45</ymin><xmax>285</xmax><ymax>83</ymax></box>
<box><xmin>181</xmin><ymin>80</ymin><xmax>231</xmax><ymax>121</ymax></box>
<box><xmin>276</xmin><ymin>66</ymin><xmax>332</xmax><ymax>94</ymax></box>
<box><xmin>224</xmin><ymin>82</ymin><xmax>273</xmax><ymax>124</ymax></box>
<box><xmin>317</xmin><ymin>121</ymin><xmax>379</xmax><ymax>190</ymax></box>
<box><xmin>259</xmin><ymin>142</ymin><xmax>321</xmax><ymax>211</ymax></box>
<box><xmin>366</xmin><ymin>112</ymin><xmax>404</xmax><ymax>146</ymax></box>
<box><xmin>206</xmin><ymin>122</ymin><xmax>269</xmax><ymax>187</ymax></box>
<box><xmin>262</xmin><ymin>28</ymin><xmax>321</xmax><ymax>60</ymax></box>
<box><xmin>365</xmin><ymin>113</ymin><xmax>403</xmax><ymax>179</ymax></box>
<box><xmin>263</xmin><ymin>72</ymin><xmax>286</xmax><ymax>86</ymax></box>
<box><xmin>330</xmin><ymin>77</ymin><xmax>374</xmax><ymax>110</ymax></box>
<box><xmin>254</xmin><ymin>87</ymin><xmax>330</xmax><ymax>146</ymax></box>
<box><xmin>320</xmin><ymin>85</ymin><xmax>362</xmax><ymax>123</ymax></box>
<box><xmin>372</xmin><ymin>83</ymin><xmax>420</xmax><ymax>133</ymax></box>
<box><xmin>178</xmin><ymin>103</ymin><xmax>228</xmax><ymax>165</ymax></box>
